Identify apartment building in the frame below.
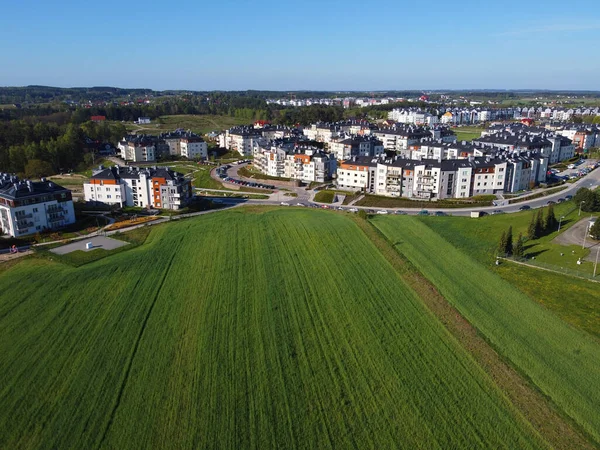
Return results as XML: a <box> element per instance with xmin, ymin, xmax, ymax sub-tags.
<box><xmin>219</xmin><ymin>126</ymin><xmax>266</xmax><ymax>156</ymax></box>
<box><xmin>0</xmin><ymin>173</ymin><xmax>76</xmax><ymax>237</ymax></box>
<box><xmin>162</xmin><ymin>130</ymin><xmax>208</xmax><ymax>159</ymax></box>
<box><xmin>329</xmin><ymin>135</ymin><xmax>384</xmax><ymax>160</ymax></box>
<box><xmin>388</xmin><ymin>108</ymin><xmax>439</xmax><ymax>125</ymax></box>
<box><xmin>253</xmin><ymin>143</ymin><xmax>337</xmax><ymax>183</ymax></box>
<box><xmin>84</xmin><ymin>165</ymin><xmax>192</xmax><ymax>210</ymax></box>
<box><xmin>371</xmin><ymin>125</ymin><xmax>454</xmax><ymax>153</ymax></box>
<box><xmin>336</xmin><ymin>151</ymin><xmax>547</xmax><ymax>199</ymax></box>
<box><xmin>118</xmin><ymin>135</ymin><xmax>156</xmax><ymax>162</ymax></box>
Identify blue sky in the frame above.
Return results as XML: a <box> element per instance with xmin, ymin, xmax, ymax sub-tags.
<box><xmin>0</xmin><ymin>0</ymin><xmax>599</xmax><ymax>90</ymax></box>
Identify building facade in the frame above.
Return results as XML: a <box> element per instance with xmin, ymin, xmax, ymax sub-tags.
<box><xmin>0</xmin><ymin>173</ymin><xmax>76</xmax><ymax>237</ymax></box>
<box><xmin>84</xmin><ymin>166</ymin><xmax>192</xmax><ymax>210</ymax></box>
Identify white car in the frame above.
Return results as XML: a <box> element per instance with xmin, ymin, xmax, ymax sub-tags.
<box><xmin>376</xmin><ymin>210</ymin><xmax>389</xmax><ymax>215</ymax></box>
<box><xmin>348</xmin><ymin>208</ymin><xmax>359</xmax><ymax>213</ymax></box>
<box><xmin>280</xmin><ymin>202</ymin><xmax>290</xmax><ymax>206</ymax></box>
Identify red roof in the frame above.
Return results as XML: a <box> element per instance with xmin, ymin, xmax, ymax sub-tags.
<box><xmin>91</xmin><ymin>115</ymin><xmax>106</xmax><ymax>121</ymax></box>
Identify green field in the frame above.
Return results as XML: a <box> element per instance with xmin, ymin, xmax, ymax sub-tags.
<box><xmin>313</xmin><ymin>190</ymin><xmax>336</xmax><ymax>203</ymax></box>
<box><xmin>371</xmin><ymin>215</ymin><xmax>600</xmax><ymax>443</ymax></box>
<box><xmin>0</xmin><ymin>209</ymin><xmax>550</xmax><ymax>449</ymax></box>
<box><xmin>453</xmin><ymin>126</ymin><xmax>485</xmax><ymax>142</ymax></box>
<box><xmin>124</xmin><ymin>114</ymin><xmax>248</xmax><ymax>136</ymax></box>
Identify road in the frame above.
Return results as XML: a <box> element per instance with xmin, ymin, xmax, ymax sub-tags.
<box><xmin>209</xmin><ymin>162</ymin><xmax>600</xmax><ymax>216</ymax></box>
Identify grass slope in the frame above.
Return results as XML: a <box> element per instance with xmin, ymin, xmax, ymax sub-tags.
<box><xmin>416</xmin><ymin>205</ymin><xmax>600</xmax><ymax>336</ymax></box>
<box><xmin>372</xmin><ymin>215</ymin><xmax>600</xmax><ymax>444</ymax></box>
<box><xmin>0</xmin><ymin>209</ymin><xmax>544</xmax><ymax>449</ymax></box>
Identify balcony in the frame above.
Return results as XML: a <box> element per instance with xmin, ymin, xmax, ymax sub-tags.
<box><xmin>15</xmin><ymin>213</ymin><xmax>33</xmax><ymax>219</ymax></box>
<box><xmin>16</xmin><ymin>221</ymin><xmax>34</xmax><ymax>230</ymax></box>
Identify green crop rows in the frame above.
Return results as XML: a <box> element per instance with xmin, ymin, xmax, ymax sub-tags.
<box><xmin>372</xmin><ymin>215</ymin><xmax>600</xmax><ymax>444</ymax></box>
<box><xmin>0</xmin><ymin>209</ymin><xmax>545</xmax><ymax>449</ymax></box>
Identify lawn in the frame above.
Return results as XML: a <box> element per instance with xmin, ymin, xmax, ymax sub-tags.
<box><xmin>371</xmin><ymin>215</ymin><xmax>600</xmax><ymax>443</ymax></box>
<box><xmin>452</xmin><ymin>126</ymin><xmax>485</xmax><ymax>142</ymax></box>
<box><xmin>123</xmin><ymin>114</ymin><xmax>248</xmax><ymax>136</ymax></box>
<box><xmin>313</xmin><ymin>190</ymin><xmax>336</xmax><ymax>203</ymax></box>
<box><xmin>0</xmin><ymin>208</ymin><xmax>545</xmax><ymax>449</ymax></box>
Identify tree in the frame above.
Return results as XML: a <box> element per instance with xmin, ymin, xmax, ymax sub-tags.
<box><xmin>535</xmin><ymin>209</ymin><xmax>544</xmax><ymax>237</ymax></box>
<box><xmin>358</xmin><ymin>209</ymin><xmax>367</xmax><ymax>220</ymax></box>
<box><xmin>24</xmin><ymin>159</ymin><xmax>54</xmax><ymax>178</ymax></box>
<box><xmin>498</xmin><ymin>230</ymin><xmax>507</xmax><ymax>255</ymax></box>
<box><xmin>527</xmin><ymin>213</ymin><xmax>538</xmax><ymax>240</ymax></box>
<box><xmin>545</xmin><ymin>204</ymin><xmax>557</xmax><ymax>232</ymax></box>
<box><xmin>590</xmin><ymin>220</ymin><xmax>600</xmax><ymax>240</ymax></box>
<box><xmin>513</xmin><ymin>233</ymin><xmax>524</xmax><ymax>257</ymax></box>
<box><xmin>574</xmin><ymin>187</ymin><xmax>599</xmax><ymax>212</ymax></box>
<box><xmin>505</xmin><ymin>226</ymin><xmax>513</xmax><ymax>256</ymax></box>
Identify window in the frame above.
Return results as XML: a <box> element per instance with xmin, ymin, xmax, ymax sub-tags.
<box><xmin>33</xmin><ymin>208</ymin><xmax>38</xmax><ymax>213</ymax></box>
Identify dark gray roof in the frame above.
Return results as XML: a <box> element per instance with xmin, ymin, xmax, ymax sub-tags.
<box><xmin>0</xmin><ymin>173</ymin><xmax>70</xmax><ymax>200</ymax></box>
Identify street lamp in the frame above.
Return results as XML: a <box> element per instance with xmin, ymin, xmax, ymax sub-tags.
<box><xmin>558</xmin><ymin>215</ymin><xmax>565</xmax><ymax>232</ymax></box>
<box><xmin>579</xmin><ymin>201</ymin><xmax>586</xmax><ymax>217</ymax></box>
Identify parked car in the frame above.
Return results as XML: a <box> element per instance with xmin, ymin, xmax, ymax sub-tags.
<box><xmin>376</xmin><ymin>210</ymin><xmax>389</xmax><ymax>215</ymax></box>
<box><xmin>492</xmin><ymin>209</ymin><xmax>505</xmax><ymax>215</ymax></box>
<box><xmin>557</xmin><ymin>198</ymin><xmax>565</xmax><ymax>203</ymax></box>
<box><xmin>394</xmin><ymin>210</ymin><xmax>407</xmax><ymax>215</ymax></box>
<box><xmin>418</xmin><ymin>210</ymin><xmax>429</xmax><ymax>216</ymax></box>
<box><xmin>565</xmin><ymin>195</ymin><xmax>573</xmax><ymax>200</ymax></box>
<box><xmin>348</xmin><ymin>207</ymin><xmax>359</xmax><ymax>213</ymax></box>
<box><xmin>546</xmin><ymin>200</ymin><xmax>556</xmax><ymax>205</ymax></box>
<box><xmin>518</xmin><ymin>205</ymin><xmax>531</xmax><ymax>211</ymax></box>
<box><xmin>280</xmin><ymin>202</ymin><xmax>290</xmax><ymax>206</ymax></box>
<box><xmin>434</xmin><ymin>211</ymin><xmax>447</xmax><ymax>216</ymax></box>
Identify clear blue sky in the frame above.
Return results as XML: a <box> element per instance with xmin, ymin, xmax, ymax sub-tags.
<box><xmin>1</xmin><ymin>0</ymin><xmax>599</xmax><ymax>91</ymax></box>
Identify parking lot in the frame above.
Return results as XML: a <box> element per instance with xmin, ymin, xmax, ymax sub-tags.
<box><xmin>50</xmin><ymin>236</ymin><xmax>128</xmax><ymax>255</ymax></box>
<box><xmin>550</xmin><ymin>159</ymin><xmax>598</xmax><ymax>181</ymax></box>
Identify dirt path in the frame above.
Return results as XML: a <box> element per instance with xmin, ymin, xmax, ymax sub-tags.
<box><xmin>354</xmin><ymin>217</ymin><xmax>596</xmax><ymax>450</ymax></box>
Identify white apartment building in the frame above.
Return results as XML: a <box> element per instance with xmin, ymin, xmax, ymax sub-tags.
<box><xmin>219</xmin><ymin>127</ymin><xmax>266</xmax><ymax>156</ymax></box>
<box><xmin>180</xmin><ymin>137</ymin><xmax>208</xmax><ymax>159</ymax></box>
<box><xmin>84</xmin><ymin>165</ymin><xmax>192</xmax><ymax>210</ymax></box>
<box><xmin>252</xmin><ymin>143</ymin><xmax>337</xmax><ymax>183</ymax></box>
<box><xmin>335</xmin><ymin>151</ymin><xmax>547</xmax><ymax>199</ymax></box>
<box><xmin>118</xmin><ymin>136</ymin><xmax>156</xmax><ymax>162</ymax></box>
<box><xmin>0</xmin><ymin>174</ymin><xmax>76</xmax><ymax>237</ymax></box>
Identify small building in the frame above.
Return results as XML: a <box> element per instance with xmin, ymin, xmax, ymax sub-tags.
<box><xmin>91</xmin><ymin>115</ymin><xmax>106</xmax><ymax>122</ymax></box>
<box><xmin>137</xmin><ymin>117</ymin><xmax>151</xmax><ymax>124</ymax></box>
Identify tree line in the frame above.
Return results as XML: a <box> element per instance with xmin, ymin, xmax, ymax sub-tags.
<box><xmin>0</xmin><ymin>120</ymin><xmax>126</xmax><ymax>178</ymax></box>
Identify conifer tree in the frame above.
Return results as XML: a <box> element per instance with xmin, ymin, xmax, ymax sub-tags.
<box><xmin>505</xmin><ymin>226</ymin><xmax>513</xmax><ymax>255</ymax></box>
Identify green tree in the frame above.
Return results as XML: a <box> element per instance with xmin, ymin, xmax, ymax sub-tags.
<box><xmin>358</xmin><ymin>209</ymin><xmax>367</xmax><ymax>220</ymax></box>
<box><xmin>498</xmin><ymin>230</ymin><xmax>507</xmax><ymax>255</ymax></box>
<box><xmin>574</xmin><ymin>187</ymin><xmax>599</xmax><ymax>212</ymax></box>
<box><xmin>535</xmin><ymin>209</ymin><xmax>544</xmax><ymax>237</ymax></box>
<box><xmin>505</xmin><ymin>226</ymin><xmax>513</xmax><ymax>255</ymax></box>
<box><xmin>545</xmin><ymin>204</ymin><xmax>557</xmax><ymax>232</ymax></box>
<box><xmin>24</xmin><ymin>159</ymin><xmax>54</xmax><ymax>178</ymax></box>
<box><xmin>513</xmin><ymin>233</ymin><xmax>524</xmax><ymax>257</ymax></box>
<box><xmin>527</xmin><ymin>213</ymin><xmax>538</xmax><ymax>240</ymax></box>
<box><xmin>590</xmin><ymin>220</ymin><xmax>600</xmax><ymax>240</ymax></box>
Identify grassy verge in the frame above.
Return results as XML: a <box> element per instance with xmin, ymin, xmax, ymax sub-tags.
<box><xmin>313</xmin><ymin>190</ymin><xmax>336</xmax><ymax>203</ymax></box>
<box><xmin>355</xmin><ymin>194</ymin><xmax>494</xmax><ymax>209</ymax></box>
<box><xmin>237</xmin><ymin>165</ymin><xmax>292</xmax><ymax>182</ymax></box>
<box><xmin>508</xmin><ymin>186</ymin><xmax>568</xmax><ymax>204</ymax></box>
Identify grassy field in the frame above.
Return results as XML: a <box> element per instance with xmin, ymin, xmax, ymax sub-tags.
<box><xmin>0</xmin><ymin>209</ymin><xmax>548</xmax><ymax>449</ymax></box>
<box><xmin>372</xmin><ymin>215</ymin><xmax>600</xmax><ymax>443</ymax></box>
<box><xmin>123</xmin><ymin>114</ymin><xmax>248</xmax><ymax>136</ymax></box>
<box><xmin>452</xmin><ymin>126</ymin><xmax>485</xmax><ymax>142</ymax></box>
